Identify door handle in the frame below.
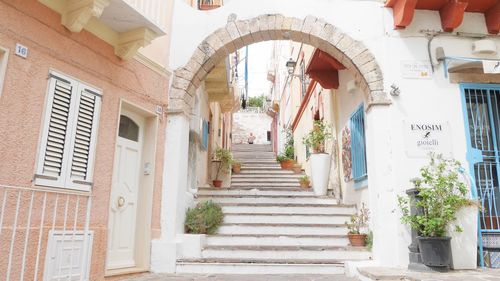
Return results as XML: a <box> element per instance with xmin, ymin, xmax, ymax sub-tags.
<box><xmin>117</xmin><ymin>196</ymin><xmax>125</xmax><ymax>207</ymax></box>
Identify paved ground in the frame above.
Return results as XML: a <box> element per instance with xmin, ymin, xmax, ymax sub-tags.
<box><xmin>115</xmin><ymin>274</ymin><xmax>359</xmax><ymax>281</ymax></box>
<box><xmin>358</xmin><ymin>267</ymin><xmax>500</xmax><ymax>281</ymax></box>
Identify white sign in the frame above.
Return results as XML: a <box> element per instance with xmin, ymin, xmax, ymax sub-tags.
<box><xmin>403</xmin><ymin>121</ymin><xmax>453</xmax><ymax>158</ymax></box>
<box><xmin>15</xmin><ymin>43</ymin><xmax>28</xmax><ymax>58</ymax></box>
<box><xmin>401</xmin><ymin>60</ymin><xmax>432</xmax><ymax>79</ymax></box>
<box><xmin>483</xmin><ymin>60</ymin><xmax>500</xmax><ymax>74</ymax></box>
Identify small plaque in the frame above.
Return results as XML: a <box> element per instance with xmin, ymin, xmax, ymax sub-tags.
<box><xmin>401</xmin><ymin>60</ymin><xmax>432</xmax><ymax>79</ymax></box>
<box><xmin>15</xmin><ymin>43</ymin><xmax>28</xmax><ymax>58</ymax></box>
<box><xmin>403</xmin><ymin>120</ymin><xmax>453</xmax><ymax>158</ymax></box>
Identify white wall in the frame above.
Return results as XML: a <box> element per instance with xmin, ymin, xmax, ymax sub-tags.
<box><xmin>168</xmin><ymin>0</ymin><xmax>500</xmax><ymax>269</ymax></box>
<box><xmin>233</xmin><ymin>110</ymin><xmax>273</xmax><ymax>144</ymax></box>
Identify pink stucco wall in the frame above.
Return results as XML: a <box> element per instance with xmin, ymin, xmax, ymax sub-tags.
<box><xmin>0</xmin><ymin>0</ymin><xmax>169</xmax><ymax>280</ymax></box>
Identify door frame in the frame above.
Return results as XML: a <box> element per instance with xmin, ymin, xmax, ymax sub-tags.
<box><xmin>105</xmin><ymin>100</ymin><xmax>159</xmax><ymax>275</ymax></box>
<box><xmin>460</xmin><ymin>83</ymin><xmax>500</xmax><ymax>268</ymax></box>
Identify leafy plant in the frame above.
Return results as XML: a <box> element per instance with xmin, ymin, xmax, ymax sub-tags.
<box><xmin>247</xmin><ymin>95</ymin><xmax>266</xmax><ymax>108</ymax></box>
<box><xmin>302</xmin><ymin>120</ymin><xmax>333</xmax><ymax>153</ymax></box>
<box><xmin>299</xmin><ymin>175</ymin><xmax>310</xmax><ymax>184</ymax></box>
<box><xmin>398</xmin><ymin>154</ymin><xmax>473</xmax><ymax>237</ymax></box>
<box><xmin>213</xmin><ymin>147</ymin><xmax>233</xmax><ymax>180</ymax></box>
<box><xmin>185</xmin><ymin>201</ymin><xmax>224</xmax><ymax>235</ymax></box>
<box><xmin>365</xmin><ymin>231</ymin><xmax>373</xmax><ymax>250</ymax></box>
<box><xmin>345</xmin><ymin>203</ymin><xmax>370</xmax><ymax>234</ymax></box>
<box><xmin>277</xmin><ymin>127</ymin><xmax>295</xmax><ymax>161</ymax></box>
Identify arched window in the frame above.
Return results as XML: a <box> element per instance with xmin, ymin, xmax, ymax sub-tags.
<box><xmin>118</xmin><ymin>115</ymin><xmax>139</xmax><ymax>142</ymax></box>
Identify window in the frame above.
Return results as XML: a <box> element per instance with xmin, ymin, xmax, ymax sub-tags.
<box><xmin>201</xmin><ymin>120</ymin><xmax>209</xmax><ymax>150</ymax></box>
<box><xmin>350</xmin><ymin>104</ymin><xmax>367</xmax><ymax>182</ymax></box>
<box><xmin>300</xmin><ymin>61</ymin><xmax>306</xmax><ymax>99</ymax></box>
<box><xmin>34</xmin><ymin>71</ymin><xmax>102</xmax><ymax>191</ymax></box>
<box><xmin>0</xmin><ymin>46</ymin><xmax>9</xmax><ymax>98</ymax></box>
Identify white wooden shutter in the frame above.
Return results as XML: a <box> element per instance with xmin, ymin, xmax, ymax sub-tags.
<box><xmin>35</xmin><ymin>71</ymin><xmax>101</xmax><ymax>191</ymax></box>
<box><xmin>35</xmin><ymin>75</ymin><xmax>77</xmax><ymax>188</ymax></box>
<box><xmin>66</xmin><ymin>84</ymin><xmax>101</xmax><ymax>191</ymax></box>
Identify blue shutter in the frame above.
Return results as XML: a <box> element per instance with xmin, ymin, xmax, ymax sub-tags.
<box><xmin>202</xmin><ymin>120</ymin><xmax>209</xmax><ymax>150</ymax></box>
<box><xmin>350</xmin><ymin>104</ymin><xmax>367</xmax><ymax>182</ymax></box>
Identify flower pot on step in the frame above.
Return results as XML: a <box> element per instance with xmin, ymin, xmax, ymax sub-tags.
<box><xmin>418</xmin><ymin>236</ymin><xmax>452</xmax><ymax>268</ymax></box>
<box><xmin>279</xmin><ymin>159</ymin><xmax>294</xmax><ymax>169</ymax></box>
<box><xmin>212</xmin><ymin>180</ymin><xmax>223</xmax><ymax>188</ymax></box>
<box><xmin>232</xmin><ymin>164</ymin><xmax>241</xmax><ymax>173</ymax></box>
<box><xmin>310</xmin><ymin>153</ymin><xmax>331</xmax><ymax>196</ymax></box>
<box><xmin>300</xmin><ymin>181</ymin><xmax>310</xmax><ymax>189</ymax></box>
<box><xmin>348</xmin><ymin>233</ymin><xmax>367</xmax><ymax>247</ymax></box>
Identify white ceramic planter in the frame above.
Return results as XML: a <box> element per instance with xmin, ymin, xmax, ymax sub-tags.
<box><xmin>447</xmin><ymin>205</ymin><xmax>478</xmax><ymax>269</ymax></box>
<box><xmin>310</xmin><ymin>153</ymin><xmax>331</xmax><ymax>196</ymax></box>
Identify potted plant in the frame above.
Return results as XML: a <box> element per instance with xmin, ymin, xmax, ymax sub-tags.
<box><xmin>277</xmin><ymin>128</ymin><xmax>294</xmax><ymax>169</ymax></box>
<box><xmin>198</xmin><ymin>0</ymin><xmax>221</xmax><ymax>10</ymax></box>
<box><xmin>302</xmin><ymin>120</ymin><xmax>333</xmax><ymax>195</ymax></box>
<box><xmin>212</xmin><ymin>147</ymin><xmax>232</xmax><ymax>188</ymax></box>
<box><xmin>292</xmin><ymin>162</ymin><xmax>302</xmax><ymax>174</ymax></box>
<box><xmin>185</xmin><ymin>201</ymin><xmax>224</xmax><ymax>234</ymax></box>
<box><xmin>299</xmin><ymin>175</ymin><xmax>310</xmax><ymax>189</ymax></box>
<box><xmin>232</xmin><ymin>161</ymin><xmax>241</xmax><ymax>173</ymax></box>
<box><xmin>345</xmin><ymin>203</ymin><xmax>370</xmax><ymax>246</ymax></box>
<box><xmin>398</xmin><ymin>154</ymin><xmax>473</xmax><ymax>268</ymax></box>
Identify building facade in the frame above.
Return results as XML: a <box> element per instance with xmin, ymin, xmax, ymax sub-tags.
<box><xmin>163</xmin><ymin>0</ymin><xmax>500</xmax><ymax>273</ymax></box>
<box><xmin>0</xmin><ymin>0</ymin><xmax>172</xmax><ymax>279</ymax></box>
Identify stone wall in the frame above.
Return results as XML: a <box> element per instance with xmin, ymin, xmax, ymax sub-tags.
<box><xmin>232</xmin><ymin>110</ymin><xmax>273</xmax><ymax>145</ymax></box>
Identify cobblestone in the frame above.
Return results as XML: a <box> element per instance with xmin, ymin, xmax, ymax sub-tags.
<box><xmin>115</xmin><ymin>273</ymin><xmax>359</xmax><ymax>281</ymax></box>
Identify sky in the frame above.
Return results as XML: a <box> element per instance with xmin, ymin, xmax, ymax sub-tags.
<box><xmin>237</xmin><ymin>41</ymin><xmax>273</xmax><ymax>97</ymax></box>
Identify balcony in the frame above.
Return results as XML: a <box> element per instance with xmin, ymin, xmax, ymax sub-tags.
<box><xmin>205</xmin><ymin>60</ymin><xmax>240</xmax><ymax>113</ymax></box>
<box><xmin>198</xmin><ymin>0</ymin><xmax>223</xmax><ymax>11</ymax></box>
<box><xmin>39</xmin><ymin>0</ymin><xmax>168</xmax><ymax>60</ymax></box>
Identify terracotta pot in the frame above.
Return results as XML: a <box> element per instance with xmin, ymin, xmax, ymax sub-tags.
<box><xmin>212</xmin><ymin>180</ymin><xmax>223</xmax><ymax>188</ymax></box>
<box><xmin>280</xmin><ymin>159</ymin><xmax>294</xmax><ymax>169</ymax></box>
<box><xmin>199</xmin><ymin>4</ymin><xmax>220</xmax><ymax>10</ymax></box>
<box><xmin>300</xmin><ymin>181</ymin><xmax>310</xmax><ymax>189</ymax></box>
<box><xmin>348</xmin><ymin>233</ymin><xmax>367</xmax><ymax>247</ymax></box>
<box><xmin>232</xmin><ymin>164</ymin><xmax>241</xmax><ymax>173</ymax></box>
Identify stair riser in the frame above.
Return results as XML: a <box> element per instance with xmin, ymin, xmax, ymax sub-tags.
<box><xmin>222</xmin><ymin>215</ymin><xmax>349</xmax><ymax>225</ymax></box>
<box><xmin>217</xmin><ymin>225</ymin><xmax>347</xmax><ymax>236</ymax></box>
<box><xmin>200</xmin><ymin>197</ymin><xmax>338</xmax><ymax>205</ymax></box>
<box><xmin>176</xmin><ymin>264</ymin><xmax>345</xmax><ymax>275</ymax></box>
<box><xmin>222</xmin><ymin>206</ymin><xmax>355</xmax><ymax>215</ymax></box>
<box><xmin>202</xmin><ymin>250</ymin><xmax>371</xmax><ymax>261</ymax></box>
<box><xmin>238</xmin><ymin>171</ymin><xmax>295</xmax><ymax>174</ymax></box>
<box><xmin>231</xmin><ymin>179</ymin><xmax>300</xmax><ymax>183</ymax></box>
<box><xmin>206</xmin><ymin>236</ymin><xmax>349</xmax><ymax>247</ymax></box>
<box><xmin>232</xmin><ymin>175</ymin><xmax>302</xmax><ymax>179</ymax></box>
<box><xmin>231</xmin><ymin>183</ymin><xmax>301</xmax><ymax>187</ymax></box>
<box><xmin>197</xmin><ymin>190</ymin><xmax>315</xmax><ymax>197</ymax></box>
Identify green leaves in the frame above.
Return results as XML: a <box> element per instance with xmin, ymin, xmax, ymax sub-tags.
<box><xmin>302</xmin><ymin>120</ymin><xmax>333</xmax><ymax>153</ymax></box>
<box><xmin>345</xmin><ymin>203</ymin><xmax>370</xmax><ymax>234</ymax></box>
<box><xmin>213</xmin><ymin>147</ymin><xmax>233</xmax><ymax>180</ymax></box>
<box><xmin>398</xmin><ymin>154</ymin><xmax>471</xmax><ymax>237</ymax></box>
<box><xmin>185</xmin><ymin>201</ymin><xmax>224</xmax><ymax>235</ymax></box>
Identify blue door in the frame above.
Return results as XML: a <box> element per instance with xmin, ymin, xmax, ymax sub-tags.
<box><xmin>461</xmin><ymin>84</ymin><xmax>500</xmax><ymax>266</ymax></box>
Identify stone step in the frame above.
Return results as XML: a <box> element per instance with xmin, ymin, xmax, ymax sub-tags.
<box><xmin>238</xmin><ymin>170</ymin><xmax>295</xmax><ymax>175</ymax></box>
<box><xmin>222</xmin><ymin>213</ymin><xmax>350</xmax><ymax>225</ymax></box>
<box><xmin>197</xmin><ymin>196</ymin><xmax>338</xmax><ymax>205</ymax></box>
<box><xmin>217</xmin><ymin>223</ymin><xmax>349</xmax><ymax>236</ymax></box>
<box><xmin>176</xmin><ymin>260</ymin><xmax>345</xmax><ymax>275</ymax></box>
<box><xmin>231</xmin><ymin>178</ymin><xmax>299</xmax><ymax>183</ymax></box>
<box><xmin>240</xmin><ymin>166</ymin><xmax>284</xmax><ymax>170</ymax></box>
<box><xmin>232</xmin><ymin>174</ymin><xmax>302</xmax><ymax>179</ymax></box>
<box><xmin>201</xmin><ymin>247</ymin><xmax>371</xmax><ymax>261</ymax></box>
<box><xmin>197</xmin><ymin>189</ymin><xmax>315</xmax><ymax>197</ymax></box>
<box><xmin>200</xmin><ymin>186</ymin><xmax>306</xmax><ymax>192</ymax></box>
<box><xmin>222</xmin><ymin>205</ymin><xmax>355</xmax><ymax>215</ymax></box>
<box><xmin>206</xmin><ymin>234</ymin><xmax>350</xmax><ymax>247</ymax></box>
<box><xmin>231</xmin><ymin>182</ymin><xmax>301</xmax><ymax>187</ymax></box>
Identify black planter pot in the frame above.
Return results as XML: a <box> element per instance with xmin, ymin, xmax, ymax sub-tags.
<box><xmin>417</xmin><ymin>236</ymin><xmax>452</xmax><ymax>267</ymax></box>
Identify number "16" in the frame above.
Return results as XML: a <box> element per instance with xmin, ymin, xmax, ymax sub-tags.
<box><xmin>15</xmin><ymin>43</ymin><xmax>28</xmax><ymax>59</ymax></box>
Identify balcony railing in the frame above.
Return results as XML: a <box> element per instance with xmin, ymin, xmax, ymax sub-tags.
<box><xmin>198</xmin><ymin>0</ymin><xmax>223</xmax><ymax>10</ymax></box>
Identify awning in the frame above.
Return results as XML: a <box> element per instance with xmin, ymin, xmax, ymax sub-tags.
<box><xmin>305</xmin><ymin>49</ymin><xmax>346</xmax><ymax>90</ymax></box>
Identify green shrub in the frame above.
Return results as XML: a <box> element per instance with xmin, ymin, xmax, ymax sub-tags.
<box><xmin>185</xmin><ymin>201</ymin><xmax>224</xmax><ymax>235</ymax></box>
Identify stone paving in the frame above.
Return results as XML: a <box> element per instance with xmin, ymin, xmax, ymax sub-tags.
<box><xmin>115</xmin><ymin>273</ymin><xmax>359</xmax><ymax>281</ymax></box>
<box><xmin>358</xmin><ymin>267</ymin><xmax>500</xmax><ymax>281</ymax></box>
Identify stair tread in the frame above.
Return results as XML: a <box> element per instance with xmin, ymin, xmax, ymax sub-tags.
<box><xmin>178</xmin><ymin>258</ymin><xmax>346</xmax><ymax>265</ymax></box>
<box><xmin>204</xmin><ymin>245</ymin><xmax>368</xmax><ymax>251</ymax></box>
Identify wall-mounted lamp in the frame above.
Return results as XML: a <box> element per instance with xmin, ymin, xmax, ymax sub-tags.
<box><xmin>286</xmin><ymin>58</ymin><xmax>296</xmax><ymax>75</ymax></box>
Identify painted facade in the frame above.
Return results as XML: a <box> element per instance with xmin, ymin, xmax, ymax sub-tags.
<box><xmin>160</xmin><ymin>0</ymin><xmax>500</xmax><ymax>275</ymax></box>
<box><xmin>0</xmin><ymin>0</ymin><xmax>171</xmax><ymax>280</ymax></box>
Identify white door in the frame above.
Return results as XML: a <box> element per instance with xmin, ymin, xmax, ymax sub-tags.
<box><xmin>107</xmin><ymin>112</ymin><xmax>143</xmax><ymax>270</ymax></box>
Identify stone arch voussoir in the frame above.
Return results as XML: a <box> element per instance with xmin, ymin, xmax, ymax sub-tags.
<box><xmin>169</xmin><ymin>14</ymin><xmax>391</xmax><ymax>114</ymax></box>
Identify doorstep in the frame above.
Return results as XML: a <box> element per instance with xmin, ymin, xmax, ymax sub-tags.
<box><xmin>105</xmin><ymin>267</ymin><xmax>149</xmax><ymax>280</ymax></box>
<box><xmin>356</xmin><ymin>266</ymin><xmax>500</xmax><ymax>281</ymax></box>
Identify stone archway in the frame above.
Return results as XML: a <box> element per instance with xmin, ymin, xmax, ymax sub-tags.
<box><xmin>168</xmin><ymin>14</ymin><xmax>391</xmax><ymax>114</ymax></box>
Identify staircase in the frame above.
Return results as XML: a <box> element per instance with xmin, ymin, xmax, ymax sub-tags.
<box><xmin>176</xmin><ymin>143</ymin><xmax>371</xmax><ymax>274</ymax></box>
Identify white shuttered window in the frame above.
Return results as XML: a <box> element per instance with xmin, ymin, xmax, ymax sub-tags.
<box><xmin>35</xmin><ymin>71</ymin><xmax>101</xmax><ymax>191</ymax></box>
